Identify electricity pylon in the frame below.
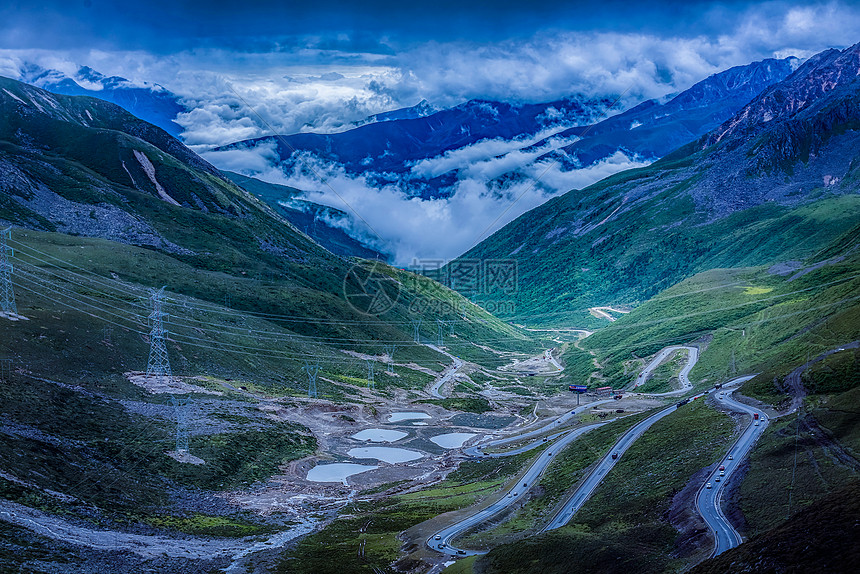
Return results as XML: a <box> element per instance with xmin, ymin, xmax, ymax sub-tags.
<box><xmin>366</xmin><ymin>360</ymin><xmax>375</xmax><ymax>390</ymax></box>
<box><xmin>436</xmin><ymin>319</ymin><xmax>445</xmax><ymax>347</ymax></box>
<box><xmin>168</xmin><ymin>395</ymin><xmax>191</xmax><ymax>453</ymax></box>
<box><xmin>383</xmin><ymin>345</ymin><xmax>396</xmax><ymax>374</ymax></box>
<box><xmin>146</xmin><ymin>287</ymin><xmax>171</xmax><ymax>382</ymax></box>
<box><xmin>303</xmin><ymin>362</ymin><xmax>320</xmax><ymax>398</ymax></box>
<box><xmin>411</xmin><ymin>319</ymin><xmax>422</xmax><ymax>343</ymax></box>
<box><xmin>0</xmin><ymin>227</ymin><xmax>17</xmax><ymax>316</ymax></box>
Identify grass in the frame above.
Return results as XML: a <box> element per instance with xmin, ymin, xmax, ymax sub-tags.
<box><xmin>0</xmin><ymin>364</ymin><xmax>315</xmax><ymax>534</ymax></box>
<box><xmin>737</xmin><ymin>388</ymin><xmax>860</xmax><ymax>537</ymax></box>
<box><xmin>691</xmin><ymin>480</ymin><xmax>860</xmax><ymax>574</ymax></box>
<box><xmin>474</xmin><ymin>400</ymin><xmax>737</xmax><ymax>574</ymax></box>
<box><xmin>418</xmin><ymin>397</ymin><xmax>493</xmax><ymax>413</ymax></box>
<box><xmin>458</xmin><ymin>413</ymin><xmax>650</xmax><ymax>546</ymax></box>
<box><xmin>133</xmin><ymin>512</ymin><xmax>275</xmax><ymax>537</ymax></box>
<box><xmin>578</xmin><ymin>228</ymin><xmax>860</xmax><ymax>397</ymax></box>
<box><xmin>636</xmin><ymin>348</ymin><xmax>689</xmax><ymax>393</ymax></box>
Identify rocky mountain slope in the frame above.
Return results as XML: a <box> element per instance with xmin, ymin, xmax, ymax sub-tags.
<box><xmin>18</xmin><ymin>64</ymin><xmax>186</xmax><ymax>137</ymax></box>
<box><xmin>0</xmin><ymin>75</ymin><xmax>534</xmax><ymax>356</ymax></box>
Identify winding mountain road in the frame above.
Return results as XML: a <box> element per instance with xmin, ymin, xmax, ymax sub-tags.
<box><xmin>427</xmin><ymin>423</ymin><xmax>607</xmax><ymax>556</ymax></box>
<box><xmin>425</xmin><ymin>345</ymin><xmax>464</xmax><ymax>399</ymax></box>
<box><xmin>427</xmin><ymin>342</ymin><xmax>706</xmax><ymax>554</ymax></box>
<box><xmin>463</xmin><ymin>400</ymin><xmax>612</xmax><ymax>458</ymax></box>
<box><xmin>633</xmin><ymin>345</ymin><xmax>698</xmax><ymax>396</ymax></box>
<box><xmin>541</xmin><ymin>392</ymin><xmax>705</xmax><ymax>531</ymax></box>
<box><xmin>695</xmin><ymin>375</ymin><xmax>766</xmax><ymax>556</ymax></box>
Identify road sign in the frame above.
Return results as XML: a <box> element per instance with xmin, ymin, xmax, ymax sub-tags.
<box><xmin>569</xmin><ymin>385</ymin><xmax>587</xmax><ymax>393</ymax></box>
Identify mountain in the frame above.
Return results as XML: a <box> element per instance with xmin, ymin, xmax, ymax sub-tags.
<box><xmin>222</xmin><ymin>171</ymin><xmax>389</xmax><ymax>260</ymax></box>
<box><xmin>452</xmin><ymin>43</ymin><xmax>860</xmax><ymax>325</ymax></box>
<box><xmin>690</xmin><ymin>480</ymin><xmax>860</xmax><ymax>574</ymax></box>
<box><xmin>537</xmin><ymin>57</ymin><xmax>798</xmax><ymax>169</ymax></box>
<box><xmin>214</xmin><ymin>58</ymin><xmax>794</xmax><ymax>204</ymax></box>
<box><xmin>353</xmin><ymin>99</ymin><xmax>437</xmax><ymax>126</ymax></box>
<box><xmin>18</xmin><ymin>64</ymin><xmax>186</xmax><ymax>137</ymax></box>
<box><xmin>215</xmin><ymin>96</ymin><xmax>613</xmax><ymax>198</ymax></box>
<box><xmin>0</xmin><ymin>75</ymin><xmax>536</xmax><ymax>358</ymax></box>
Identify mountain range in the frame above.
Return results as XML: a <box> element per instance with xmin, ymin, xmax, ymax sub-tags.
<box><xmin>454</xmin><ymin>42</ymin><xmax>860</xmax><ymax>325</ymax></box>
<box><xmin>18</xmin><ymin>64</ymin><xmax>187</xmax><ymax>137</ymax></box>
<box><xmin>215</xmin><ymin>57</ymin><xmax>797</xmax><ymax>204</ymax></box>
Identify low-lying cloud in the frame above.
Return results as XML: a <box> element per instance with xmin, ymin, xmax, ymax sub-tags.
<box><xmin>201</xmin><ymin>142</ymin><xmax>650</xmax><ymax>264</ymax></box>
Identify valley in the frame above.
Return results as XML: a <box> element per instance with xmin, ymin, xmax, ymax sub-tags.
<box><xmin>1</xmin><ymin>33</ymin><xmax>859</xmax><ymax>574</ymax></box>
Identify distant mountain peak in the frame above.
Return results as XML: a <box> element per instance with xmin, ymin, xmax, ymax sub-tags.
<box><xmin>707</xmin><ymin>42</ymin><xmax>860</xmax><ymax>147</ymax></box>
<box><xmin>14</xmin><ymin>62</ymin><xmax>186</xmax><ymax>137</ymax></box>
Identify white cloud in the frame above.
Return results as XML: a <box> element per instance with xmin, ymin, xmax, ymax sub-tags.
<box><xmin>3</xmin><ymin>2</ymin><xmax>858</xmax><ymax>143</ymax></box>
<box><xmin>201</xmin><ymin>145</ymin><xmax>651</xmax><ymax>264</ymax></box>
<box><xmin>409</xmin><ymin>127</ymin><xmax>573</xmax><ymax>179</ymax></box>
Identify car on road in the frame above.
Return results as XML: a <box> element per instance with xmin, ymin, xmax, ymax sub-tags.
<box><xmin>720</xmin><ymin>470</ymin><xmax>725</xmax><ymax>476</ymax></box>
<box><xmin>728</xmin><ymin>454</ymin><xmax>733</xmax><ymax>460</ymax></box>
<box><xmin>754</xmin><ymin>420</ymin><xmax>760</xmax><ymax>426</ymax></box>
<box><xmin>611</xmin><ymin>452</ymin><xmax>619</xmax><ymax>460</ymax></box>
<box><xmin>706</xmin><ymin>483</ymin><xmax>712</xmax><ymax>489</ymax></box>
<box><xmin>457</xmin><ymin>550</ymin><xmax>466</xmax><ymax>555</ymax></box>
<box><xmin>715</xmin><ymin>476</ymin><xmax>720</xmax><ymax>482</ymax></box>
<box><xmin>719</xmin><ymin>465</ymin><xmax>725</xmax><ymax>471</ymax></box>
<box><xmin>435</xmin><ymin>535</ymin><xmax>441</xmax><ymax>540</ymax></box>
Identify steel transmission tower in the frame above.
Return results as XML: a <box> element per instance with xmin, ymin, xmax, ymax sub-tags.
<box><xmin>0</xmin><ymin>227</ymin><xmax>17</xmax><ymax>316</ymax></box>
<box><xmin>146</xmin><ymin>287</ymin><xmax>171</xmax><ymax>381</ymax></box>
<box><xmin>168</xmin><ymin>395</ymin><xmax>192</xmax><ymax>453</ymax></box>
<box><xmin>303</xmin><ymin>362</ymin><xmax>320</xmax><ymax>398</ymax></box>
<box><xmin>411</xmin><ymin>319</ymin><xmax>422</xmax><ymax>343</ymax></box>
<box><xmin>383</xmin><ymin>345</ymin><xmax>396</xmax><ymax>374</ymax></box>
<box><xmin>436</xmin><ymin>319</ymin><xmax>445</xmax><ymax>347</ymax></box>
<box><xmin>366</xmin><ymin>360</ymin><xmax>375</xmax><ymax>390</ymax></box>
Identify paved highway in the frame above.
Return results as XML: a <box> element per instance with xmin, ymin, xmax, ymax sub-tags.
<box><xmin>695</xmin><ymin>375</ymin><xmax>767</xmax><ymax>556</ymax></box>
<box><xmin>633</xmin><ymin>345</ymin><xmax>698</xmax><ymax>396</ymax></box>
<box><xmin>463</xmin><ymin>400</ymin><xmax>613</xmax><ymax>458</ymax></box>
<box><xmin>426</xmin><ymin>347</ymin><xmax>464</xmax><ymax>399</ymax></box>
<box><xmin>541</xmin><ymin>395</ymin><xmax>705</xmax><ymax>531</ymax></box>
<box><xmin>427</xmin><ymin>344</ymin><xmax>708</xmax><ymax>553</ymax></box>
<box><xmin>427</xmin><ymin>423</ymin><xmax>607</xmax><ymax>556</ymax></box>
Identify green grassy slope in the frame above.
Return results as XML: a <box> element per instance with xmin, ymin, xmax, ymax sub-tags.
<box><xmin>474</xmin><ymin>401</ymin><xmax>736</xmax><ymax>574</ymax></box>
<box><xmin>579</xmin><ymin>219</ymin><xmax>860</xmax><ymax>392</ymax></box>
<box><xmin>452</xmin><ymin>46</ymin><xmax>860</xmax><ymax>326</ymax></box>
<box><xmin>690</xmin><ymin>480</ymin><xmax>860</xmax><ymax>574</ymax></box>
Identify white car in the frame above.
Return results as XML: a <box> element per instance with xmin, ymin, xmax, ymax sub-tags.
<box><xmin>706</xmin><ymin>483</ymin><xmax>712</xmax><ymax>489</ymax></box>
